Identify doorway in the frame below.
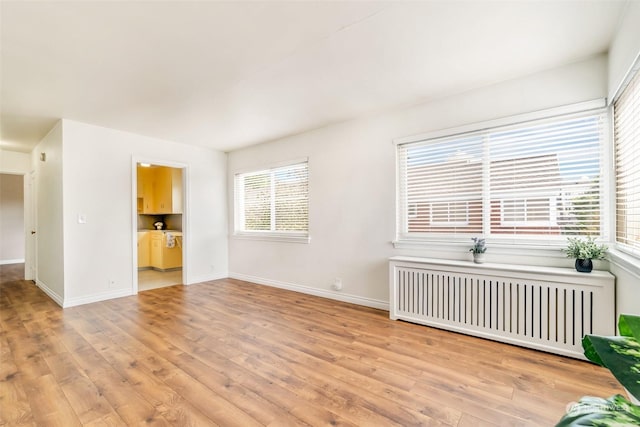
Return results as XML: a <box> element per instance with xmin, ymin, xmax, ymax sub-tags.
<box><xmin>134</xmin><ymin>162</ymin><xmax>185</xmax><ymax>292</ymax></box>
<box><xmin>0</xmin><ymin>173</ymin><xmax>26</xmax><ymax>273</ymax></box>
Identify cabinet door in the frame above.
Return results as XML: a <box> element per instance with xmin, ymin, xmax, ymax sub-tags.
<box><xmin>139</xmin><ymin>167</ymin><xmax>155</xmax><ymax>213</ymax></box>
<box><xmin>137</xmin><ymin>233</ymin><xmax>151</xmax><ymax>267</ymax></box>
<box><xmin>150</xmin><ymin>234</ymin><xmax>164</xmax><ymax>268</ymax></box>
<box><xmin>171</xmin><ymin>168</ymin><xmax>183</xmax><ymax>214</ymax></box>
<box><xmin>153</xmin><ymin>168</ymin><xmax>172</xmax><ymax>214</ymax></box>
<box><xmin>162</xmin><ymin>237</ymin><xmax>183</xmax><ymax>269</ymax></box>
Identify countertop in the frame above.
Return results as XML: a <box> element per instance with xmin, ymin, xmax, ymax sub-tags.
<box><xmin>138</xmin><ymin>229</ymin><xmax>183</xmax><ymax>237</ymax></box>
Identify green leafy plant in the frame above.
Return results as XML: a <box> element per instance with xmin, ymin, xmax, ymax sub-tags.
<box><xmin>469</xmin><ymin>237</ymin><xmax>487</xmax><ymax>254</ymax></box>
<box><xmin>563</xmin><ymin>236</ymin><xmax>608</xmax><ymax>260</ymax></box>
<box><xmin>556</xmin><ymin>314</ymin><xmax>640</xmax><ymax>426</ymax></box>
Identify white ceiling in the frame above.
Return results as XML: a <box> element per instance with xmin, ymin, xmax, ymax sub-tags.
<box><xmin>0</xmin><ymin>1</ymin><xmax>628</xmax><ymax>153</ymax></box>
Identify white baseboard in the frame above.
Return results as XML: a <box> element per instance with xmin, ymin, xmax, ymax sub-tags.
<box><xmin>0</xmin><ymin>258</ymin><xmax>25</xmax><ymax>265</ymax></box>
<box><xmin>186</xmin><ymin>271</ymin><xmax>229</xmax><ymax>285</ymax></box>
<box><xmin>229</xmin><ymin>272</ymin><xmax>389</xmax><ymax>311</ymax></box>
<box><xmin>35</xmin><ymin>279</ymin><xmax>64</xmax><ymax>307</ymax></box>
<box><xmin>63</xmin><ymin>288</ymin><xmax>133</xmax><ymax>308</ymax></box>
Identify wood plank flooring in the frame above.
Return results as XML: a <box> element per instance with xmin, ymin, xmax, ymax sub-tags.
<box><xmin>0</xmin><ymin>263</ymin><xmax>624</xmax><ymax>426</ymax></box>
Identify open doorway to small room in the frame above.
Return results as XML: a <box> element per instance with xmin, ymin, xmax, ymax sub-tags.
<box><xmin>135</xmin><ymin>162</ymin><xmax>185</xmax><ymax>292</ymax></box>
<box><xmin>0</xmin><ymin>173</ymin><xmax>26</xmax><ymax>276</ymax></box>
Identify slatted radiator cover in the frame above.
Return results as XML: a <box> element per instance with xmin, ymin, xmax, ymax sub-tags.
<box><xmin>389</xmin><ymin>256</ymin><xmax>615</xmax><ymax>359</ymax></box>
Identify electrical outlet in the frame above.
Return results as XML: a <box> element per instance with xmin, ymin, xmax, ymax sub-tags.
<box><xmin>332</xmin><ymin>278</ymin><xmax>342</xmax><ymax>291</ymax></box>
<box><xmin>108</xmin><ymin>279</ymin><xmax>116</xmax><ymax>288</ymax></box>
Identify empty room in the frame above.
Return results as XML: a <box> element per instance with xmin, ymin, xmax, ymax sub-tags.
<box><xmin>1</xmin><ymin>1</ymin><xmax>640</xmax><ymax>425</ymax></box>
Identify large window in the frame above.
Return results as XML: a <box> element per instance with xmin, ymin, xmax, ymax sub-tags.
<box><xmin>235</xmin><ymin>161</ymin><xmax>309</xmax><ymax>240</ymax></box>
<box><xmin>614</xmin><ymin>68</ymin><xmax>640</xmax><ymax>255</ymax></box>
<box><xmin>397</xmin><ymin>107</ymin><xmax>606</xmax><ymax>244</ymax></box>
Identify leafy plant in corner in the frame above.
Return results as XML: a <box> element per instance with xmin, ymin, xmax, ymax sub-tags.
<box><xmin>563</xmin><ymin>236</ymin><xmax>608</xmax><ymax>260</ymax></box>
<box><xmin>469</xmin><ymin>237</ymin><xmax>487</xmax><ymax>254</ymax></box>
<box><xmin>556</xmin><ymin>314</ymin><xmax>640</xmax><ymax>426</ymax></box>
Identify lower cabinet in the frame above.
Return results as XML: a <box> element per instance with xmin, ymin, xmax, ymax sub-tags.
<box><xmin>138</xmin><ymin>232</ymin><xmax>151</xmax><ymax>268</ymax></box>
<box><xmin>147</xmin><ymin>231</ymin><xmax>182</xmax><ymax>270</ymax></box>
<box><xmin>150</xmin><ymin>233</ymin><xmax>164</xmax><ymax>268</ymax></box>
<box><xmin>162</xmin><ymin>237</ymin><xmax>182</xmax><ymax>269</ymax></box>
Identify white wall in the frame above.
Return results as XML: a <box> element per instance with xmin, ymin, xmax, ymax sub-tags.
<box><xmin>0</xmin><ymin>174</ymin><xmax>25</xmax><ymax>263</ymax></box>
<box><xmin>608</xmin><ymin>0</ymin><xmax>640</xmax><ymax>100</ymax></box>
<box><xmin>228</xmin><ymin>55</ymin><xmax>608</xmax><ymax>308</ymax></box>
<box><xmin>607</xmin><ymin>1</ymin><xmax>640</xmax><ymax>316</ymax></box>
<box><xmin>61</xmin><ymin>120</ymin><xmax>227</xmax><ymax>307</ymax></box>
<box><xmin>32</xmin><ymin>122</ymin><xmax>65</xmax><ymax>304</ymax></box>
<box><xmin>0</xmin><ymin>149</ymin><xmax>30</xmax><ymax>173</ymax></box>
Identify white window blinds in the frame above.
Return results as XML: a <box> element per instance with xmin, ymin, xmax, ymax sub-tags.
<box><xmin>235</xmin><ymin>161</ymin><xmax>309</xmax><ymax>236</ymax></box>
<box><xmin>397</xmin><ymin>109</ymin><xmax>606</xmax><ymax>242</ymax></box>
<box><xmin>614</xmin><ymin>68</ymin><xmax>640</xmax><ymax>254</ymax></box>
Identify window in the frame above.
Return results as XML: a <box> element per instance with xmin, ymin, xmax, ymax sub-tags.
<box><xmin>614</xmin><ymin>68</ymin><xmax>640</xmax><ymax>255</ymax></box>
<box><xmin>235</xmin><ymin>161</ymin><xmax>309</xmax><ymax>240</ymax></box>
<box><xmin>397</xmin><ymin>107</ymin><xmax>606</xmax><ymax>244</ymax></box>
<box><xmin>500</xmin><ymin>197</ymin><xmax>557</xmax><ymax>227</ymax></box>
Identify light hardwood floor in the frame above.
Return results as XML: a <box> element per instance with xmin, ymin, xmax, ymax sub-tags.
<box><xmin>0</xmin><ymin>263</ymin><xmax>624</xmax><ymax>426</ymax></box>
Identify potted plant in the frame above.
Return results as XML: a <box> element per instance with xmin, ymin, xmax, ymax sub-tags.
<box><xmin>556</xmin><ymin>314</ymin><xmax>640</xmax><ymax>426</ymax></box>
<box><xmin>469</xmin><ymin>237</ymin><xmax>487</xmax><ymax>264</ymax></box>
<box><xmin>563</xmin><ymin>236</ymin><xmax>608</xmax><ymax>273</ymax></box>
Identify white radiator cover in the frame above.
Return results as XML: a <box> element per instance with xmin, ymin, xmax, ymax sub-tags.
<box><xmin>389</xmin><ymin>256</ymin><xmax>615</xmax><ymax>359</ymax></box>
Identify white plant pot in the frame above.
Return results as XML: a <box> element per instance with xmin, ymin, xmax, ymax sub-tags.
<box><xmin>473</xmin><ymin>253</ymin><xmax>485</xmax><ymax>264</ymax></box>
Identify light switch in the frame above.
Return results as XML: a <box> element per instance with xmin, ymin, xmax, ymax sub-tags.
<box><xmin>78</xmin><ymin>214</ymin><xmax>87</xmax><ymax>224</ymax></box>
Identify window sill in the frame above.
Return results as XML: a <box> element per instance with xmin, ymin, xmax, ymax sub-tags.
<box><xmin>232</xmin><ymin>233</ymin><xmax>310</xmax><ymax>244</ymax></box>
<box><xmin>392</xmin><ymin>238</ymin><xmax>567</xmax><ymax>259</ymax></box>
<box><xmin>607</xmin><ymin>248</ymin><xmax>640</xmax><ymax>279</ymax></box>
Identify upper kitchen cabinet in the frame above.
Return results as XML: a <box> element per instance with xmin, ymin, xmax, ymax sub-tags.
<box><xmin>137</xmin><ymin>166</ymin><xmax>183</xmax><ymax>214</ymax></box>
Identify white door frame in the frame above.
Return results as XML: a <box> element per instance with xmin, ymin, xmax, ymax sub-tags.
<box><xmin>0</xmin><ymin>168</ymin><xmax>31</xmax><ymax>278</ymax></box>
<box><xmin>26</xmin><ymin>171</ymin><xmax>36</xmax><ymax>280</ymax></box>
<box><xmin>131</xmin><ymin>157</ymin><xmax>188</xmax><ymax>294</ymax></box>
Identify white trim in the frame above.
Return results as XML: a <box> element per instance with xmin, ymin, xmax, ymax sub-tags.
<box><xmin>185</xmin><ymin>271</ymin><xmax>229</xmax><ymax>285</ymax></box>
<box><xmin>35</xmin><ymin>279</ymin><xmax>64</xmax><ymax>307</ymax></box>
<box><xmin>609</xmin><ymin>50</ymin><xmax>640</xmax><ymax>104</ymax></box>
<box><xmin>392</xmin><ymin>239</ymin><xmax>570</xmax><ymax>259</ymax></box>
<box><xmin>232</xmin><ymin>157</ymin><xmax>309</xmax><ymax>176</ymax></box>
<box><xmin>232</xmin><ymin>233</ymin><xmax>310</xmax><ymax>244</ymax></box>
<box><xmin>389</xmin><ymin>255</ymin><xmax>614</xmax><ymax>286</ymax></box>
<box><xmin>63</xmin><ymin>288</ymin><xmax>133</xmax><ymax>308</ymax></box>
<box><xmin>0</xmin><ymin>258</ymin><xmax>25</xmax><ymax>265</ymax></box>
<box><xmin>394</xmin><ymin>99</ymin><xmax>606</xmax><ymax>145</ymax></box>
<box><xmin>229</xmin><ymin>272</ymin><xmax>389</xmax><ymax>311</ymax></box>
<box><xmin>608</xmin><ymin>248</ymin><xmax>640</xmax><ymax>280</ymax></box>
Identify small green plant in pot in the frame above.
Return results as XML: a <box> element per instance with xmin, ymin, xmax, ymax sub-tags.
<box><xmin>470</xmin><ymin>237</ymin><xmax>487</xmax><ymax>264</ymax></box>
<box><xmin>563</xmin><ymin>236</ymin><xmax>608</xmax><ymax>273</ymax></box>
<box><xmin>556</xmin><ymin>314</ymin><xmax>640</xmax><ymax>426</ymax></box>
